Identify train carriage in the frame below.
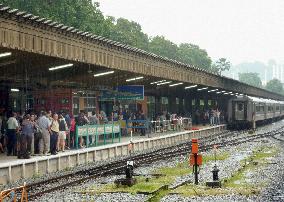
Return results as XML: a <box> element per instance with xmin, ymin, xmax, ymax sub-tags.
<box><xmin>228</xmin><ymin>96</ymin><xmax>283</xmax><ymax>129</ymax></box>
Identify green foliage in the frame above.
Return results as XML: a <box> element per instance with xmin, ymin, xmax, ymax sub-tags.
<box><xmin>0</xmin><ymin>0</ymin><xmax>110</xmax><ymax>36</ymax></box>
<box><xmin>155</xmin><ymin>165</ymin><xmax>191</xmax><ymax>177</ymax></box>
<box><xmin>202</xmin><ymin>152</ymin><xmax>230</xmax><ymax>164</ymax></box>
<box><xmin>177</xmin><ymin>43</ymin><xmax>212</xmax><ymax>70</ymax></box>
<box><xmin>109</xmin><ymin>18</ymin><xmax>149</xmax><ymax>50</ymax></box>
<box><xmin>0</xmin><ymin>0</ymin><xmax>215</xmax><ymax>71</ymax></box>
<box><xmin>238</xmin><ymin>72</ymin><xmax>263</xmax><ymax>88</ymax></box>
<box><xmin>211</xmin><ymin>58</ymin><xmax>231</xmax><ymax>75</ymax></box>
<box><xmin>224</xmin><ymin>146</ymin><xmax>278</xmax><ymax>189</ymax></box>
<box><xmin>265</xmin><ymin>78</ymin><xmax>283</xmax><ymax>94</ymax></box>
<box><xmin>149</xmin><ymin>36</ymin><xmax>178</xmax><ymax>59</ymax></box>
<box><xmin>86</xmin><ymin>177</ymin><xmax>164</xmax><ymax>194</ymax></box>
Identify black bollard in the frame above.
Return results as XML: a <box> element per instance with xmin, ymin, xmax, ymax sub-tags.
<box><xmin>212</xmin><ymin>165</ymin><xmax>219</xmax><ymax>181</ymax></box>
<box><xmin>125</xmin><ymin>161</ymin><xmax>134</xmax><ymax>179</ymax></box>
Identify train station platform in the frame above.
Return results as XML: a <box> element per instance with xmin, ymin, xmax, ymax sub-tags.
<box><xmin>0</xmin><ymin>124</ymin><xmax>226</xmax><ymax>185</ymax></box>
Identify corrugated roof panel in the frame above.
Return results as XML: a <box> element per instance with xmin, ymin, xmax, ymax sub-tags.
<box><xmin>49</xmin><ymin>21</ymin><xmax>58</xmax><ymax>26</ymax></box>
<box><xmin>43</xmin><ymin>20</ymin><xmax>52</xmax><ymax>24</ymax></box>
<box><xmin>36</xmin><ymin>18</ymin><xmax>46</xmax><ymax>23</ymax></box>
<box><xmin>8</xmin><ymin>9</ymin><xmax>18</xmax><ymax>14</ymax></box>
<box><xmin>23</xmin><ymin>13</ymin><xmax>33</xmax><ymax>18</ymax></box>
<box><xmin>30</xmin><ymin>16</ymin><xmax>39</xmax><ymax>20</ymax></box>
<box><xmin>0</xmin><ymin>6</ymin><xmax>10</xmax><ymax>11</ymax></box>
<box><xmin>15</xmin><ymin>11</ymin><xmax>26</xmax><ymax>16</ymax></box>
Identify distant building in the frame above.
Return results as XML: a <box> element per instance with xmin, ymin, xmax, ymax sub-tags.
<box><xmin>272</xmin><ymin>63</ymin><xmax>284</xmax><ymax>83</ymax></box>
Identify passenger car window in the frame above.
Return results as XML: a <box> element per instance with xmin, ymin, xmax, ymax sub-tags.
<box><xmin>256</xmin><ymin>106</ymin><xmax>260</xmax><ymax>112</ymax></box>
<box><xmin>237</xmin><ymin>103</ymin><xmax>243</xmax><ymax>111</ymax></box>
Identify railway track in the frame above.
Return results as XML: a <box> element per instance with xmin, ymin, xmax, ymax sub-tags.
<box><xmin>21</xmin><ymin>126</ymin><xmax>284</xmax><ymax>201</ymax></box>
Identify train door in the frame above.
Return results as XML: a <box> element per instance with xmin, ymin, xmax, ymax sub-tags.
<box><xmin>232</xmin><ymin>101</ymin><xmax>247</xmax><ymax>120</ymax></box>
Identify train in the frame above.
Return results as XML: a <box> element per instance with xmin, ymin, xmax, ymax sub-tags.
<box><xmin>227</xmin><ymin>96</ymin><xmax>284</xmax><ymax>129</ymax></box>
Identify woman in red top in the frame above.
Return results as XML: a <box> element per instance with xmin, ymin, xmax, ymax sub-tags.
<box><xmin>69</xmin><ymin>115</ymin><xmax>76</xmax><ymax>148</ymax></box>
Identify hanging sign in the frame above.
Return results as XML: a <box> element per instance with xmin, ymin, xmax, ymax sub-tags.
<box><xmin>99</xmin><ymin>85</ymin><xmax>144</xmax><ymax>101</ymax></box>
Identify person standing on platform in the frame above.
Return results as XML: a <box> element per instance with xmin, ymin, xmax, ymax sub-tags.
<box><xmin>38</xmin><ymin>111</ymin><xmax>51</xmax><ymax>155</ymax></box>
<box><xmin>100</xmin><ymin>110</ymin><xmax>108</xmax><ymax>124</ymax></box>
<box><xmin>77</xmin><ymin>112</ymin><xmax>89</xmax><ymax>148</ymax></box>
<box><xmin>139</xmin><ymin>111</ymin><xmax>146</xmax><ymax>136</ymax></box>
<box><xmin>209</xmin><ymin>109</ymin><xmax>214</xmax><ymax>126</ymax></box>
<box><xmin>216</xmin><ymin>109</ymin><xmax>221</xmax><ymax>125</ymax></box>
<box><xmin>89</xmin><ymin>111</ymin><xmax>99</xmax><ymax>145</ymax></box>
<box><xmin>0</xmin><ymin>114</ymin><xmax>4</xmax><ymax>153</ymax></box>
<box><xmin>50</xmin><ymin>113</ymin><xmax>59</xmax><ymax>155</ymax></box>
<box><xmin>195</xmin><ymin>110</ymin><xmax>200</xmax><ymax>125</ymax></box>
<box><xmin>29</xmin><ymin>114</ymin><xmax>37</xmax><ymax>155</ymax></box>
<box><xmin>58</xmin><ymin>114</ymin><xmax>68</xmax><ymax>152</ymax></box>
<box><xmin>69</xmin><ymin>115</ymin><xmax>76</xmax><ymax>148</ymax></box>
<box><xmin>47</xmin><ymin>110</ymin><xmax>52</xmax><ymax>121</ymax></box>
<box><xmin>6</xmin><ymin>112</ymin><xmax>19</xmax><ymax>156</ymax></box>
<box><xmin>18</xmin><ymin>114</ymin><xmax>35</xmax><ymax>159</ymax></box>
<box><xmin>63</xmin><ymin>112</ymin><xmax>71</xmax><ymax>149</ymax></box>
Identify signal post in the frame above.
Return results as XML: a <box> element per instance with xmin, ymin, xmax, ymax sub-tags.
<box><xmin>189</xmin><ymin>138</ymin><xmax>202</xmax><ymax>185</ymax></box>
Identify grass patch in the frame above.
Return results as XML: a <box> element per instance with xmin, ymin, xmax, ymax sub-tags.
<box><xmin>223</xmin><ymin>146</ymin><xmax>279</xmax><ymax>193</ymax></box>
<box><xmin>174</xmin><ymin>145</ymin><xmax>279</xmax><ymax>197</ymax></box>
<box><xmin>173</xmin><ymin>184</ymin><xmax>232</xmax><ymax>197</ymax></box>
<box><xmin>173</xmin><ymin>183</ymin><xmax>261</xmax><ymax>197</ymax></box>
<box><xmin>155</xmin><ymin>166</ymin><xmax>191</xmax><ymax>177</ymax></box>
<box><xmin>81</xmin><ymin>161</ymin><xmax>192</xmax><ymax>198</ymax></box>
<box><xmin>202</xmin><ymin>152</ymin><xmax>230</xmax><ymax>164</ymax></box>
<box><xmin>149</xmin><ymin>188</ymin><xmax>170</xmax><ymax>202</ymax></box>
<box><xmin>83</xmin><ymin>177</ymin><xmax>164</xmax><ymax>194</ymax></box>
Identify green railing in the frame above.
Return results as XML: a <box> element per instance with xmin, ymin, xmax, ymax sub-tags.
<box><xmin>75</xmin><ymin>123</ymin><xmax>121</xmax><ymax>149</ymax></box>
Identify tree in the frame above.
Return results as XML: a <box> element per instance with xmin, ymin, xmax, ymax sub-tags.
<box><xmin>0</xmin><ymin>0</ymin><xmax>110</xmax><ymax>37</ymax></box>
<box><xmin>0</xmin><ymin>0</ymin><xmax>213</xmax><ymax>71</ymax></box>
<box><xmin>211</xmin><ymin>58</ymin><xmax>231</xmax><ymax>75</ymax></box>
<box><xmin>238</xmin><ymin>73</ymin><xmax>262</xmax><ymax>88</ymax></box>
<box><xmin>149</xmin><ymin>36</ymin><xmax>178</xmax><ymax>60</ymax></box>
<box><xmin>109</xmin><ymin>18</ymin><xmax>149</xmax><ymax>51</ymax></box>
<box><xmin>265</xmin><ymin>79</ymin><xmax>283</xmax><ymax>94</ymax></box>
<box><xmin>177</xmin><ymin>43</ymin><xmax>212</xmax><ymax>70</ymax></box>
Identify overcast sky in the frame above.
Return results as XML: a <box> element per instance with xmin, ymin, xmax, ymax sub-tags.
<box><xmin>96</xmin><ymin>0</ymin><xmax>284</xmax><ymax>65</ymax></box>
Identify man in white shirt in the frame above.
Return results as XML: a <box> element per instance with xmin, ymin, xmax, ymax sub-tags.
<box><xmin>38</xmin><ymin>111</ymin><xmax>51</xmax><ymax>155</ymax></box>
<box><xmin>7</xmin><ymin>112</ymin><xmax>19</xmax><ymax>156</ymax></box>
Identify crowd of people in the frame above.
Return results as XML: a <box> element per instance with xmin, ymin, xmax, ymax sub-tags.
<box><xmin>0</xmin><ymin>108</ymin><xmax>147</xmax><ymax>159</ymax></box>
<box><xmin>0</xmin><ymin>111</ymin><xmax>74</xmax><ymax>159</ymax></box>
<box><xmin>0</xmin><ymin>107</ymin><xmax>224</xmax><ymax>159</ymax></box>
<box><xmin>194</xmin><ymin>108</ymin><xmax>224</xmax><ymax>126</ymax></box>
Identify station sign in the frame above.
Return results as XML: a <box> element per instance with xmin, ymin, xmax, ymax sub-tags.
<box><xmin>99</xmin><ymin>85</ymin><xmax>144</xmax><ymax>101</ymax></box>
<box><xmin>77</xmin><ymin>124</ymin><xmax>120</xmax><ymax>136</ymax></box>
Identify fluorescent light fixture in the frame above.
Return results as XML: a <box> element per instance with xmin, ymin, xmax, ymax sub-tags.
<box><xmin>94</xmin><ymin>70</ymin><xmax>114</xmax><ymax>77</ymax></box>
<box><xmin>126</xmin><ymin>76</ymin><xmax>144</xmax><ymax>82</ymax></box>
<box><xmin>228</xmin><ymin>92</ymin><xmax>232</xmax><ymax>93</ymax></box>
<box><xmin>0</xmin><ymin>52</ymin><xmax>12</xmax><ymax>58</ymax></box>
<box><xmin>239</xmin><ymin>94</ymin><xmax>243</xmax><ymax>96</ymax></box>
<box><xmin>208</xmin><ymin>89</ymin><xmax>218</xmax><ymax>92</ymax></box>
<box><xmin>150</xmin><ymin>80</ymin><xmax>166</xmax><ymax>85</ymax></box>
<box><xmin>216</xmin><ymin>91</ymin><xmax>222</xmax><ymax>94</ymax></box>
<box><xmin>11</xmin><ymin>88</ymin><xmax>19</xmax><ymax>92</ymax></box>
<box><xmin>224</xmin><ymin>92</ymin><xmax>229</xmax><ymax>95</ymax></box>
<box><xmin>169</xmin><ymin>82</ymin><xmax>183</xmax><ymax>87</ymax></box>
<box><xmin>157</xmin><ymin>81</ymin><xmax>172</xmax><ymax>86</ymax></box>
<box><xmin>49</xmin><ymin>63</ymin><xmax>73</xmax><ymax>71</ymax></box>
<box><xmin>185</xmin><ymin>85</ymin><xmax>197</xmax><ymax>89</ymax></box>
<box><xmin>221</xmin><ymin>91</ymin><xmax>226</xmax><ymax>93</ymax></box>
<box><xmin>197</xmin><ymin>87</ymin><xmax>208</xmax><ymax>91</ymax></box>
